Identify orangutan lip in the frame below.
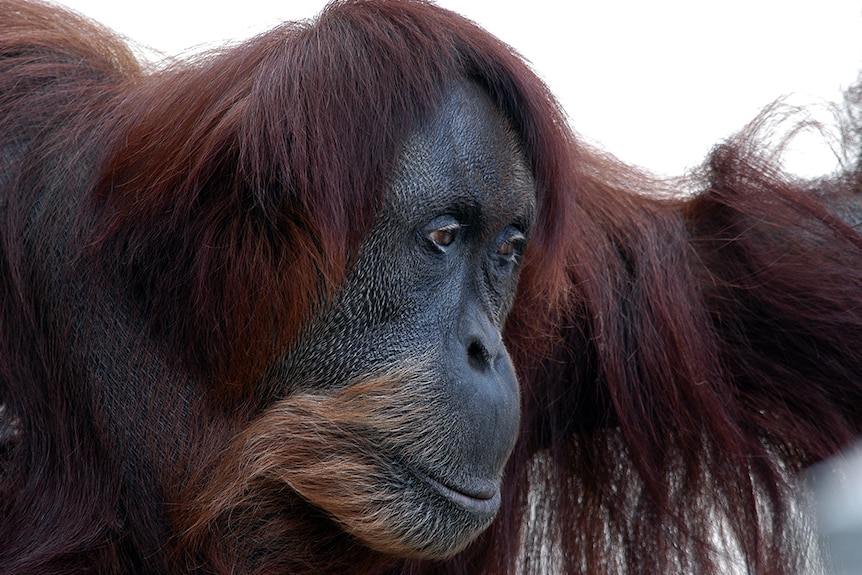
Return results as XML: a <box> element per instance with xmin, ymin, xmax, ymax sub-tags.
<box><xmin>415</xmin><ymin>471</ymin><xmax>501</xmax><ymax>516</ymax></box>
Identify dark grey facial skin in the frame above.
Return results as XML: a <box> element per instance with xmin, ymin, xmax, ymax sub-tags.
<box><xmin>275</xmin><ymin>81</ymin><xmax>536</xmax><ymax>515</ymax></box>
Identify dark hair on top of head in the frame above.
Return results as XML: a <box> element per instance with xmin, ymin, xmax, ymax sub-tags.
<box><xmin>39</xmin><ymin>0</ymin><xmax>581</xmax><ymax>392</ymax></box>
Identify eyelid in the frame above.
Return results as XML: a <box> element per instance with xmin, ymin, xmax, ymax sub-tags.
<box><xmin>425</xmin><ymin>218</ymin><xmax>462</xmax><ymax>250</ymax></box>
<box><xmin>496</xmin><ymin>229</ymin><xmax>527</xmax><ymax>260</ymax></box>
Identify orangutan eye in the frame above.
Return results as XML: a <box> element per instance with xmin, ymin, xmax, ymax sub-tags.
<box><xmin>429</xmin><ymin>228</ymin><xmax>455</xmax><ymax>247</ymax></box>
<box><xmin>496</xmin><ymin>230</ymin><xmax>526</xmax><ymax>260</ymax></box>
<box><xmin>426</xmin><ymin>220</ymin><xmax>461</xmax><ymax>250</ymax></box>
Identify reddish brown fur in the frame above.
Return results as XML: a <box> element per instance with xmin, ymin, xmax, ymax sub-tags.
<box><xmin>2</xmin><ymin>0</ymin><xmax>862</xmax><ymax>574</ymax></box>
<box><xmin>176</xmin><ymin>367</ymin><xmax>460</xmax><ymax>572</ymax></box>
<box><xmin>83</xmin><ymin>0</ymin><xmax>573</xmax><ymax>402</ymax></box>
<box><xmin>482</xmin><ymin>131</ymin><xmax>862</xmax><ymax>574</ymax></box>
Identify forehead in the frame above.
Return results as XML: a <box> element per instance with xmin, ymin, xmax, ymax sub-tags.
<box><xmin>386</xmin><ymin>82</ymin><xmax>535</xmax><ymax>227</ymax></box>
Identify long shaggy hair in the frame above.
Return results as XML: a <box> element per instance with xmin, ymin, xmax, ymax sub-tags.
<box><xmin>487</xmin><ymin>107</ymin><xmax>862</xmax><ymax>575</ymax></box>
<box><xmin>2</xmin><ymin>0</ymin><xmax>862</xmax><ymax>574</ymax></box>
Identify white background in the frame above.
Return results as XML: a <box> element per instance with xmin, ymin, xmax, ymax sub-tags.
<box><xmin>55</xmin><ymin>1</ymin><xmax>862</xmax><ymax>178</ymax></box>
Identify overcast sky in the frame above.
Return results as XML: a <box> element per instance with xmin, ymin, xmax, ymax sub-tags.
<box><xmin>56</xmin><ymin>1</ymin><xmax>862</xmax><ymax>178</ymax></box>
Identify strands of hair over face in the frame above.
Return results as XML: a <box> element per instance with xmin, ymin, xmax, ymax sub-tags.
<box><xmin>76</xmin><ymin>0</ymin><xmax>576</xmax><ymax>404</ymax></box>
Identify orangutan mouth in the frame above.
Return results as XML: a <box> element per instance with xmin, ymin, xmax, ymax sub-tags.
<box><xmin>414</xmin><ymin>471</ymin><xmax>501</xmax><ymax>516</ymax></box>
